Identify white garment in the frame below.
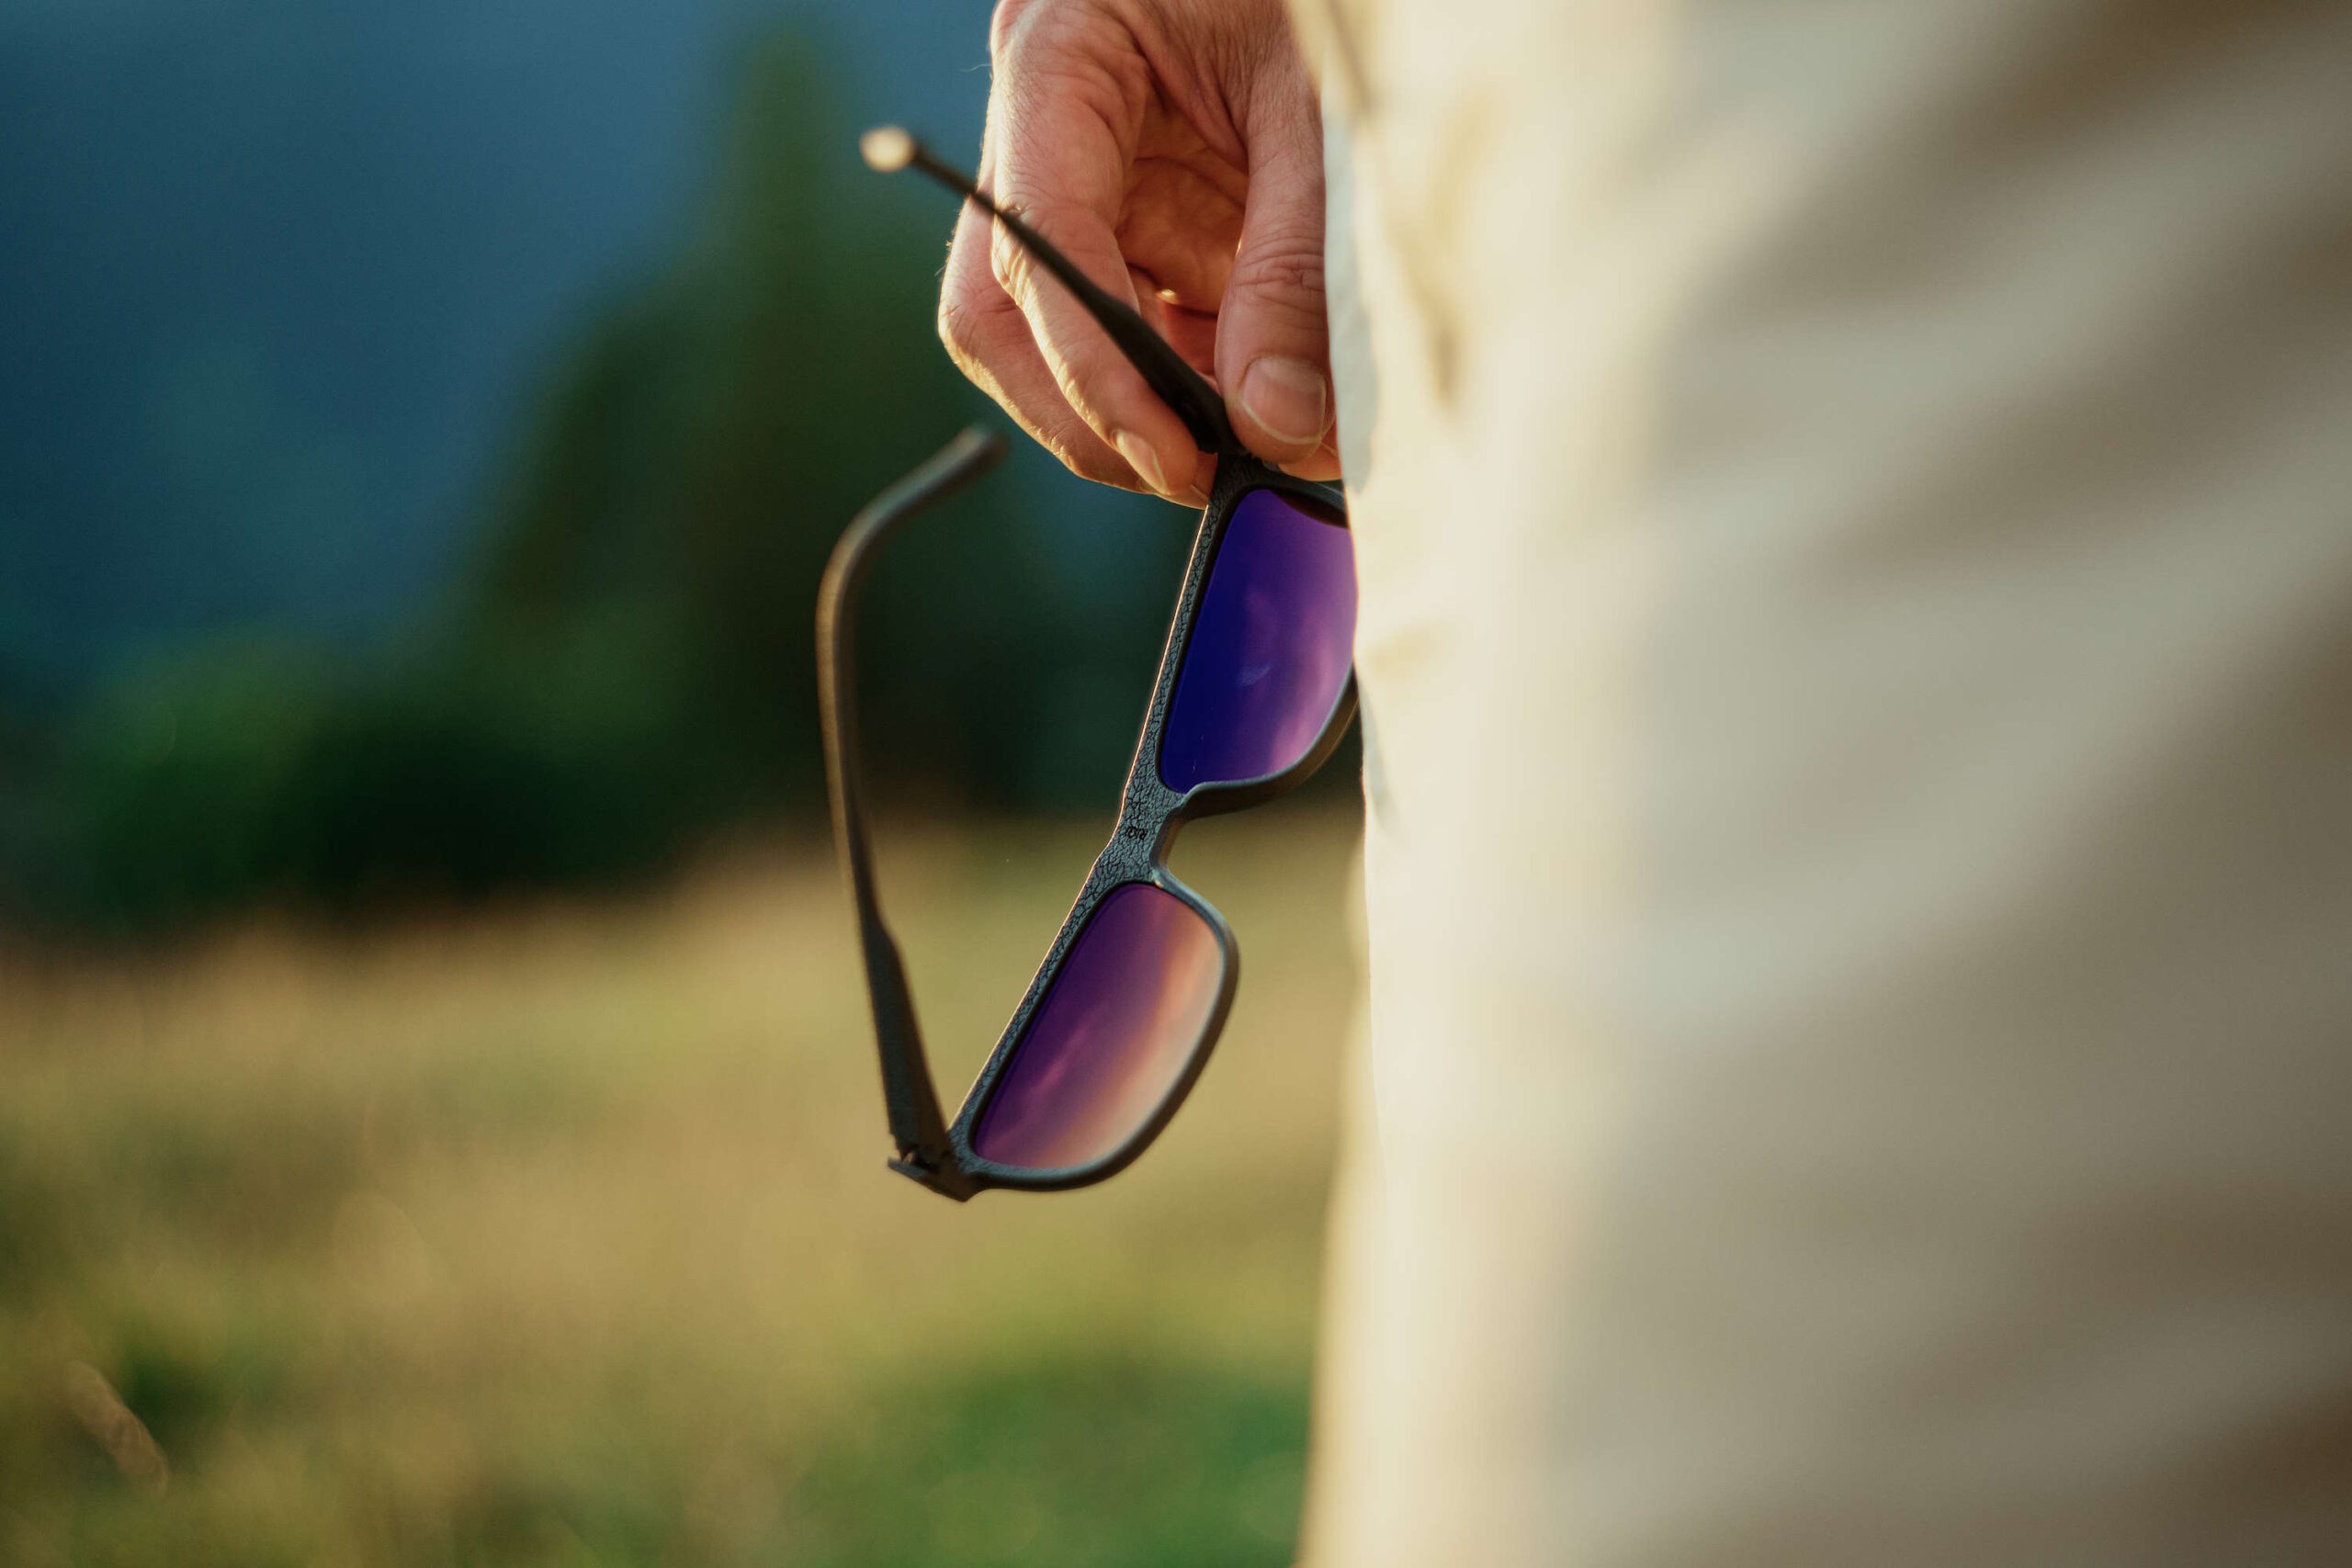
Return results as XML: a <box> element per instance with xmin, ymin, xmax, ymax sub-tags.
<box><xmin>1302</xmin><ymin>2</ymin><xmax>2352</xmax><ymax>1562</ymax></box>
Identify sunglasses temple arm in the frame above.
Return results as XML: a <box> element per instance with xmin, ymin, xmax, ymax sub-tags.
<box><xmin>881</xmin><ymin>133</ymin><xmax>1238</xmax><ymax>458</ymax></box>
<box><xmin>817</xmin><ymin>426</ymin><xmax>1009</xmax><ymax>1188</ymax></box>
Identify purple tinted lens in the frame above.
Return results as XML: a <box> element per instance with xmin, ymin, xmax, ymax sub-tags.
<box><xmin>972</xmin><ymin>883</ymin><xmax>1224</xmax><ymax>1172</ymax></box>
<box><xmin>1159</xmin><ymin>490</ymin><xmax>1356</xmax><ymax>795</ymax></box>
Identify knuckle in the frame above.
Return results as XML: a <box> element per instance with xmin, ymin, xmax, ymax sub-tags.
<box><xmin>1231</xmin><ymin>235</ymin><xmax>1327</xmax><ymax>312</ymax></box>
<box><xmin>1045</xmin><ymin>428</ymin><xmax>1125</xmax><ymax>487</ymax></box>
<box><xmin>988</xmin><ymin>0</ymin><xmax>1033</xmax><ymax>57</ymax></box>
<box><xmin>1044</xmin><ymin>353</ymin><xmax>1098</xmax><ymax>423</ymax></box>
<box><xmin>1039</xmin><ymin>327</ymin><xmax>1128</xmax><ymax>422</ymax></box>
<box><xmin>936</xmin><ymin>288</ymin><xmax>984</xmax><ymax>368</ymax></box>
<box><xmin>990</xmin><ymin>3</ymin><xmax>1145</xmax><ymax>133</ymax></box>
<box><xmin>992</xmin><ymin>0</ymin><xmax>1097</xmax><ymax>68</ymax></box>
<box><xmin>987</xmin><ymin>225</ymin><xmax>1029</xmax><ymax>299</ymax></box>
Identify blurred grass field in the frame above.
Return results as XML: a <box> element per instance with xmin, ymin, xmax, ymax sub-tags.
<box><xmin>0</xmin><ymin>806</ymin><xmax>1362</xmax><ymax>1566</ymax></box>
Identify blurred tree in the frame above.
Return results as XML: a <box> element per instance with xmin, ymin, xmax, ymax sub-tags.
<box><xmin>470</xmin><ymin>31</ymin><xmax>992</xmax><ymax>801</ymax></box>
<box><xmin>462</xmin><ymin>26</ymin><xmax>1195</xmax><ymax>834</ymax></box>
<box><xmin>5</xmin><ymin>27</ymin><xmax>1204</xmax><ymax>935</ymax></box>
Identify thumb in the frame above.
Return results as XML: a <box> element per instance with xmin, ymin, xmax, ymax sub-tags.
<box><xmin>1216</xmin><ymin>57</ymin><xmax>1332</xmax><ymax>468</ymax></box>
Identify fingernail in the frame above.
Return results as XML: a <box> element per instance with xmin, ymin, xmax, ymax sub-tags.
<box><xmin>1239</xmin><ymin>356</ymin><xmax>1328</xmax><ymax>447</ymax></box>
<box><xmin>1114</xmin><ymin>431</ymin><xmax>1172</xmax><ymax>496</ymax></box>
<box><xmin>1181</xmin><ymin>484</ymin><xmax>1210</xmax><ymax>507</ymax></box>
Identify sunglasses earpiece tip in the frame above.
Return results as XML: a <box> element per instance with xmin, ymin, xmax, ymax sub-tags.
<box><xmin>859</xmin><ymin>125</ymin><xmax>917</xmax><ymax>174</ymax></box>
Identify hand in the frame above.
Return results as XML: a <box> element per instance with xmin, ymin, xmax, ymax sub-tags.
<box><xmin>940</xmin><ymin>0</ymin><xmax>1338</xmax><ymax>502</ymax></box>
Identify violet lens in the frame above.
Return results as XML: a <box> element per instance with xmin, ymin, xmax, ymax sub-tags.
<box><xmin>1159</xmin><ymin>490</ymin><xmax>1356</xmax><ymax>794</ymax></box>
<box><xmin>972</xmin><ymin>883</ymin><xmax>1225</xmax><ymax>1172</ymax></box>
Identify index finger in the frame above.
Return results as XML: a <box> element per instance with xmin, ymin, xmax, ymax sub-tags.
<box><xmin>940</xmin><ymin>136</ymin><xmax>1151</xmax><ymax>491</ymax></box>
<box><xmin>985</xmin><ymin>9</ymin><xmax>1204</xmax><ymax>500</ymax></box>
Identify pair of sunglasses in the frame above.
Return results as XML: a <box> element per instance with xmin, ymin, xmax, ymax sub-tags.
<box><xmin>818</xmin><ymin>129</ymin><xmax>1358</xmax><ymax>1201</ymax></box>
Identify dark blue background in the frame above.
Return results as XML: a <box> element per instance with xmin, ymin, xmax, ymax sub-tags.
<box><xmin>0</xmin><ymin>1</ymin><xmax>999</xmax><ymax>688</ymax></box>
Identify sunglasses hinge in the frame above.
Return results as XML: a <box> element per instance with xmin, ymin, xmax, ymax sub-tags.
<box><xmin>888</xmin><ymin>1153</ymin><xmax>978</xmax><ymax>1202</ymax></box>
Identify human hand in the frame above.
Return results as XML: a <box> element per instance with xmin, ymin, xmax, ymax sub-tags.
<box><xmin>939</xmin><ymin>0</ymin><xmax>1337</xmax><ymax>503</ymax></box>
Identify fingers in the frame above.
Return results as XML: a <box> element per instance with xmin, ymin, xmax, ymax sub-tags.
<box><xmin>1285</xmin><ymin>428</ymin><xmax>1343</xmax><ymax>483</ymax></box>
<box><xmin>1214</xmin><ymin>46</ymin><xmax>1334</xmax><ymax>469</ymax></box>
<box><xmin>982</xmin><ymin>6</ymin><xmax>1207</xmax><ymax>500</ymax></box>
<box><xmin>940</xmin><ymin>147</ymin><xmax>1159</xmax><ymax>493</ymax></box>
<box><xmin>935</xmin><ymin>0</ymin><xmax>1334</xmax><ymax>496</ymax></box>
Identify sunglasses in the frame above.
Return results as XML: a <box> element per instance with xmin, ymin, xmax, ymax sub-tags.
<box><xmin>818</xmin><ymin>129</ymin><xmax>1358</xmax><ymax>1201</ymax></box>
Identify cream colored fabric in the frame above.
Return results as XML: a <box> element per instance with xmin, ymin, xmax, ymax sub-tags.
<box><xmin>1301</xmin><ymin>2</ymin><xmax>2352</xmax><ymax>1562</ymax></box>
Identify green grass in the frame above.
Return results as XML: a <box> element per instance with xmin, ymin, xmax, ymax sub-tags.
<box><xmin>0</xmin><ymin>808</ymin><xmax>1361</xmax><ymax>1565</ymax></box>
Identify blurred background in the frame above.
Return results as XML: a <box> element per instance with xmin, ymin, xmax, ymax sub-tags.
<box><xmin>0</xmin><ymin>3</ymin><xmax>1360</xmax><ymax>1562</ymax></box>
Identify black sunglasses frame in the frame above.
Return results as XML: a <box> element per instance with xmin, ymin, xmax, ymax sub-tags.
<box><xmin>820</xmin><ymin>432</ymin><xmax>1351</xmax><ymax>1201</ymax></box>
<box><xmin>821</xmin><ymin>126</ymin><xmax>1354</xmax><ymax>1201</ymax></box>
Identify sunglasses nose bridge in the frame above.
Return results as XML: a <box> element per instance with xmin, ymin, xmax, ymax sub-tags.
<box><xmin>1103</xmin><ymin>770</ymin><xmax>1185</xmax><ymax>875</ymax></box>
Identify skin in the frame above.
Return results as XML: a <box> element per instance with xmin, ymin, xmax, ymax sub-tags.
<box><xmin>940</xmin><ymin>0</ymin><xmax>1340</xmax><ymax>503</ymax></box>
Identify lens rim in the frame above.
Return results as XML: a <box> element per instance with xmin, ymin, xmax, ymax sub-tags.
<box><xmin>1157</xmin><ymin>485</ymin><xmax>1357</xmax><ymax>801</ymax></box>
<box><xmin>962</xmin><ymin>872</ymin><xmax>1238</xmax><ymax>1186</ymax></box>
<box><xmin>939</xmin><ymin>457</ymin><xmax>1354</xmax><ymax>1194</ymax></box>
